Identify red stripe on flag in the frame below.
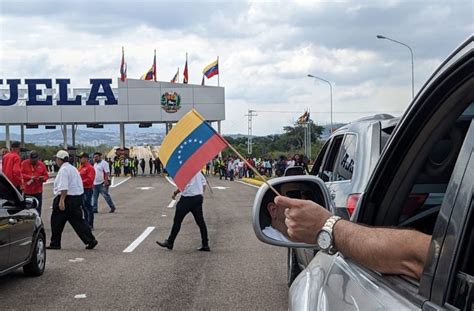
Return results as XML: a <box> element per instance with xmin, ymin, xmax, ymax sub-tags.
<box><xmin>173</xmin><ymin>134</ymin><xmax>227</xmax><ymax>190</ymax></box>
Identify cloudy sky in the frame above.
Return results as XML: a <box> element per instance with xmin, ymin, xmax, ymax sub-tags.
<box><xmin>0</xmin><ymin>0</ymin><xmax>472</xmax><ymax>136</ymax></box>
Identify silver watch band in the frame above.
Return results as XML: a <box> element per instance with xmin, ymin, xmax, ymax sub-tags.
<box><xmin>322</xmin><ymin>215</ymin><xmax>342</xmax><ymax>254</ymax></box>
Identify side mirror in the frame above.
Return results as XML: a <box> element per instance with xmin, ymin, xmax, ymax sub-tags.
<box><xmin>24</xmin><ymin>197</ymin><xmax>39</xmax><ymax>210</ymax></box>
<box><xmin>252</xmin><ymin>175</ymin><xmax>334</xmax><ymax>248</ymax></box>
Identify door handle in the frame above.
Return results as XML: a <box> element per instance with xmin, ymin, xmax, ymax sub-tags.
<box><xmin>8</xmin><ymin>218</ymin><xmax>17</xmax><ymax>225</ymax></box>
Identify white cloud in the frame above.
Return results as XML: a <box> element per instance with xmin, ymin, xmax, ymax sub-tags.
<box><xmin>0</xmin><ymin>0</ymin><xmax>472</xmax><ymax>136</ymax></box>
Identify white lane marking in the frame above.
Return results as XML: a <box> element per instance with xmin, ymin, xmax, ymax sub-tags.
<box><xmin>69</xmin><ymin>258</ymin><xmax>85</xmax><ymax>263</ymax></box>
<box><xmin>236</xmin><ymin>180</ymin><xmax>260</xmax><ymax>189</ymax></box>
<box><xmin>167</xmin><ymin>199</ymin><xmax>176</xmax><ymax>208</ymax></box>
<box><xmin>74</xmin><ymin>294</ymin><xmax>87</xmax><ymax>299</ymax></box>
<box><xmin>165</xmin><ymin>176</ymin><xmax>176</xmax><ymax>187</ymax></box>
<box><xmin>161</xmin><ymin>214</ymin><xmax>167</xmax><ymax>217</ymax></box>
<box><xmin>212</xmin><ymin>186</ymin><xmax>229</xmax><ymax>190</ymax></box>
<box><xmin>96</xmin><ymin>231</ymin><xmax>106</xmax><ymax>238</ymax></box>
<box><xmin>136</xmin><ymin>186</ymin><xmax>154</xmax><ymax>190</ymax></box>
<box><xmin>110</xmin><ymin>176</ymin><xmax>131</xmax><ymax>188</ymax></box>
<box><xmin>123</xmin><ymin>227</ymin><xmax>155</xmax><ymax>253</ymax></box>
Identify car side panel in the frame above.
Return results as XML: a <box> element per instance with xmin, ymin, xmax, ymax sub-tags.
<box><xmin>289</xmin><ymin>253</ymin><xmax>420</xmax><ymax>310</ymax></box>
<box><xmin>0</xmin><ymin>207</ymin><xmax>10</xmax><ymax>271</ymax></box>
<box><xmin>7</xmin><ymin>206</ymin><xmax>36</xmax><ymax>265</ymax></box>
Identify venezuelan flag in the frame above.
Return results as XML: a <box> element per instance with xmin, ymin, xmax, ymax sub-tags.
<box><xmin>203</xmin><ymin>59</ymin><xmax>218</xmax><ymax>79</ymax></box>
<box><xmin>141</xmin><ymin>66</ymin><xmax>154</xmax><ymax>80</ymax></box>
<box><xmin>159</xmin><ymin>109</ymin><xmax>227</xmax><ymax>190</ymax></box>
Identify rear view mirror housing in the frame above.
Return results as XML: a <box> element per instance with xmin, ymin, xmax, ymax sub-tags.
<box><xmin>24</xmin><ymin>197</ymin><xmax>39</xmax><ymax>210</ymax></box>
<box><xmin>252</xmin><ymin>175</ymin><xmax>334</xmax><ymax>248</ymax></box>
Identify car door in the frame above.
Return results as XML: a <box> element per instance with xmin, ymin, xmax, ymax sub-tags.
<box><xmin>0</xmin><ymin>175</ymin><xmax>35</xmax><ymax>266</ymax></box>
<box><xmin>289</xmin><ymin>36</ymin><xmax>473</xmax><ymax>310</ymax></box>
<box><xmin>0</xmin><ymin>202</ymin><xmax>10</xmax><ymax>272</ymax></box>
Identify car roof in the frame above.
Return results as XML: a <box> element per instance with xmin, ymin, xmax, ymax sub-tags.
<box><xmin>330</xmin><ymin>114</ymin><xmax>398</xmax><ymax>136</ymax></box>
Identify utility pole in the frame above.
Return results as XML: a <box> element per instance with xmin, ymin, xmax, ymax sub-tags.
<box><xmin>245</xmin><ymin>109</ymin><xmax>258</xmax><ymax>154</ymax></box>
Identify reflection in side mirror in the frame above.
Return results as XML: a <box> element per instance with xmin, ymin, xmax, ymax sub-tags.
<box><xmin>252</xmin><ymin>175</ymin><xmax>334</xmax><ymax>248</ymax></box>
<box><xmin>24</xmin><ymin>197</ymin><xmax>39</xmax><ymax>210</ymax></box>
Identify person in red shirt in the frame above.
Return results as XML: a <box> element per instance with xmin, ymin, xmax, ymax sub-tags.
<box><xmin>21</xmin><ymin>150</ymin><xmax>49</xmax><ymax>215</ymax></box>
<box><xmin>3</xmin><ymin>141</ymin><xmax>23</xmax><ymax>192</ymax></box>
<box><xmin>78</xmin><ymin>152</ymin><xmax>96</xmax><ymax>229</ymax></box>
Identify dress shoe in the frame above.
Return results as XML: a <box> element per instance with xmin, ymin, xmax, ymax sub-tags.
<box><xmin>93</xmin><ymin>210</ymin><xmax>98</xmax><ymax>213</ymax></box>
<box><xmin>156</xmin><ymin>240</ymin><xmax>173</xmax><ymax>250</ymax></box>
<box><xmin>46</xmin><ymin>245</ymin><xmax>61</xmax><ymax>250</ymax></box>
<box><xmin>109</xmin><ymin>208</ymin><xmax>116</xmax><ymax>213</ymax></box>
<box><xmin>86</xmin><ymin>239</ymin><xmax>98</xmax><ymax>250</ymax></box>
<box><xmin>198</xmin><ymin>246</ymin><xmax>211</xmax><ymax>252</ymax></box>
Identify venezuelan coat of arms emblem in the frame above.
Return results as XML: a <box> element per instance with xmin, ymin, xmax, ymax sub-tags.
<box><xmin>160</xmin><ymin>91</ymin><xmax>181</xmax><ymax>113</ymax></box>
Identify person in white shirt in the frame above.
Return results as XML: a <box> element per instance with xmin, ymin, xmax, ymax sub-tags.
<box><xmin>156</xmin><ymin>172</ymin><xmax>210</xmax><ymax>251</ymax></box>
<box><xmin>91</xmin><ymin>152</ymin><xmax>116</xmax><ymax>213</ymax></box>
<box><xmin>47</xmin><ymin>150</ymin><xmax>97</xmax><ymax>250</ymax></box>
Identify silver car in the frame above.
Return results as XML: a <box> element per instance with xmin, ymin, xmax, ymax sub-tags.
<box><xmin>288</xmin><ymin>115</ymin><xmax>399</xmax><ymax>286</ymax></box>
<box><xmin>254</xmin><ymin>36</ymin><xmax>474</xmax><ymax>310</ymax></box>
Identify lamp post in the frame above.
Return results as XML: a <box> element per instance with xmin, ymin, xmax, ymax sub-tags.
<box><xmin>376</xmin><ymin>34</ymin><xmax>415</xmax><ymax>99</ymax></box>
<box><xmin>307</xmin><ymin>74</ymin><xmax>333</xmax><ymax>133</ymax></box>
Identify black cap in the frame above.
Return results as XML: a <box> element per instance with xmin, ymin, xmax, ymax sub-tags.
<box><xmin>93</xmin><ymin>152</ymin><xmax>102</xmax><ymax>156</ymax></box>
<box><xmin>79</xmin><ymin>152</ymin><xmax>89</xmax><ymax>158</ymax></box>
<box><xmin>11</xmin><ymin>141</ymin><xmax>20</xmax><ymax>148</ymax></box>
<box><xmin>29</xmin><ymin>150</ymin><xmax>39</xmax><ymax>159</ymax></box>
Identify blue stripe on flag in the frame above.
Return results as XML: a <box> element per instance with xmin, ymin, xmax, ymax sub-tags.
<box><xmin>165</xmin><ymin>122</ymin><xmax>215</xmax><ymax>177</ymax></box>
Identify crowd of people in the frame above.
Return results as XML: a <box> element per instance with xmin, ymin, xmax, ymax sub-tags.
<box><xmin>0</xmin><ymin>142</ymin><xmax>123</xmax><ymax>250</ymax></box>
<box><xmin>208</xmin><ymin>154</ymin><xmax>310</xmax><ymax>180</ymax></box>
<box><xmin>109</xmin><ymin>156</ymin><xmax>163</xmax><ymax>177</ymax></box>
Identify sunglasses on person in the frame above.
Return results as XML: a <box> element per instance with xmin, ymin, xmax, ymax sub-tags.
<box><xmin>284</xmin><ymin>190</ymin><xmax>314</xmax><ymax>200</ymax></box>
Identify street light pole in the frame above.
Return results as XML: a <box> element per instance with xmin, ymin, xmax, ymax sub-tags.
<box><xmin>307</xmin><ymin>74</ymin><xmax>333</xmax><ymax>133</ymax></box>
<box><xmin>376</xmin><ymin>35</ymin><xmax>415</xmax><ymax>99</ymax></box>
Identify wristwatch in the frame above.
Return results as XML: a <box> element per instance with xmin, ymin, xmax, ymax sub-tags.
<box><xmin>316</xmin><ymin>216</ymin><xmax>342</xmax><ymax>254</ymax></box>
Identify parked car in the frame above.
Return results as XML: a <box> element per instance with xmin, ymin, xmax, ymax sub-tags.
<box><xmin>253</xmin><ymin>36</ymin><xmax>473</xmax><ymax>310</ymax></box>
<box><xmin>0</xmin><ymin>173</ymin><xmax>46</xmax><ymax>277</ymax></box>
<box><xmin>287</xmin><ymin>114</ymin><xmax>399</xmax><ymax>285</ymax></box>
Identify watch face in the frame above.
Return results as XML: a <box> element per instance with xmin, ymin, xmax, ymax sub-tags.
<box><xmin>317</xmin><ymin>231</ymin><xmax>332</xmax><ymax>250</ymax></box>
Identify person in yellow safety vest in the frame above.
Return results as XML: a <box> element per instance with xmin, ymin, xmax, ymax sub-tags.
<box><xmin>217</xmin><ymin>158</ymin><xmax>225</xmax><ymax>180</ymax></box>
<box><xmin>129</xmin><ymin>157</ymin><xmax>136</xmax><ymax>177</ymax></box>
<box><xmin>114</xmin><ymin>158</ymin><xmax>121</xmax><ymax>176</ymax></box>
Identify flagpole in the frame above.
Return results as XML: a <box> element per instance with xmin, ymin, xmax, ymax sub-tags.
<box><xmin>219</xmin><ymin>136</ymin><xmax>280</xmax><ymax>196</ymax></box>
<box><xmin>217</xmin><ymin>56</ymin><xmax>220</xmax><ymax>87</ymax></box>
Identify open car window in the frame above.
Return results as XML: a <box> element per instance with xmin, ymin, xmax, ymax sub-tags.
<box><xmin>398</xmin><ymin>102</ymin><xmax>474</xmax><ymax>234</ymax></box>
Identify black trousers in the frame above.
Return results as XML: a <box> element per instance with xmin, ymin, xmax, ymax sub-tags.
<box><xmin>50</xmin><ymin>195</ymin><xmax>96</xmax><ymax>247</ymax></box>
<box><xmin>168</xmin><ymin>195</ymin><xmax>208</xmax><ymax>246</ymax></box>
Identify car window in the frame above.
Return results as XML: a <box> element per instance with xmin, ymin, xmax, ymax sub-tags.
<box><xmin>380</xmin><ymin>125</ymin><xmax>396</xmax><ymax>152</ymax></box>
<box><xmin>398</xmin><ymin>103</ymin><xmax>474</xmax><ymax>234</ymax></box>
<box><xmin>0</xmin><ymin>175</ymin><xmax>19</xmax><ymax>206</ymax></box>
<box><xmin>321</xmin><ymin>135</ymin><xmax>343</xmax><ymax>182</ymax></box>
<box><xmin>333</xmin><ymin>134</ymin><xmax>356</xmax><ymax>181</ymax></box>
<box><xmin>310</xmin><ymin>139</ymin><xmax>330</xmax><ymax>176</ymax></box>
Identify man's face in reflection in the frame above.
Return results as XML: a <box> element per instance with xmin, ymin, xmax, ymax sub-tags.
<box><xmin>266</xmin><ymin>182</ymin><xmax>314</xmax><ymax>239</ymax></box>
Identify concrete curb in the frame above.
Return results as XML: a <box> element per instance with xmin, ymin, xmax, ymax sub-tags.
<box><xmin>241</xmin><ymin>178</ymin><xmax>265</xmax><ymax>187</ymax></box>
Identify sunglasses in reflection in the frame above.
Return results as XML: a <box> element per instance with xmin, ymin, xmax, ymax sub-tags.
<box><xmin>283</xmin><ymin>190</ymin><xmax>314</xmax><ymax>200</ymax></box>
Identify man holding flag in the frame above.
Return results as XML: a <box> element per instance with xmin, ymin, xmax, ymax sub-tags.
<box><xmin>156</xmin><ymin>109</ymin><xmax>227</xmax><ymax>252</ymax></box>
<box><xmin>156</xmin><ymin>171</ymin><xmax>210</xmax><ymax>251</ymax></box>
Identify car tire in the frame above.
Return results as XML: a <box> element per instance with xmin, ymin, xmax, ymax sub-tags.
<box><xmin>287</xmin><ymin>248</ymin><xmax>301</xmax><ymax>287</ymax></box>
<box><xmin>23</xmin><ymin>232</ymin><xmax>46</xmax><ymax>277</ymax></box>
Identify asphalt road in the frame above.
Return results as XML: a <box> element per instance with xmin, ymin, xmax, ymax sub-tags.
<box><xmin>0</xmin><ymin>174</ymin><xmax>288</xmax><ymax>310</ymax></box>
